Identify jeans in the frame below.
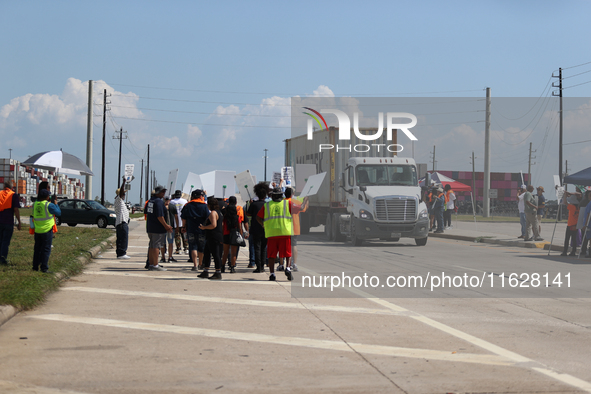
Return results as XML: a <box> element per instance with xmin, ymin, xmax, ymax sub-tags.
<box><xmin>519</xmin><ymin>212</ymin><xmax>526</xmax><ymax>236</ymax></box>
<box><xmin>0</xmin><ymin>223</ymin><xmax>15</xmax><ymax>263</ymax></box>
<box><xmin>433</xmin><ymin>209</ymin><xmax>444</xmax><ymax>231</ymax></box>
<box><xmin>563</xmin><ymin>227</ymin><xmax>578</xmax><ymax>254</ymax></box>
<box><xmin>116</xmin><ymin>222</ymin><xmax>129</xmax><ymax>257</ymax></box>
<box><xmin>443</xmin><ymin>210</ymin><xmax>452</xmax><ymax>227</ymax></box>
<box><xmin>248</xmin><ymin>233</ymin><xmax>255</xmax><ymax>265</ymax></box>
<box><xmin>252</xmin><ymin>233</ymin><xmax>267</xmax><ymax>271</ymax></box>
<box><xmin>33</xmin><ymin>231</ymin><xmax>53</xmax><ymax>272</ymax></box>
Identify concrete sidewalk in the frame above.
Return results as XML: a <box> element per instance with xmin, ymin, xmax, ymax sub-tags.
<box><xmin>429</xmin><ymin>219</ymin><xmax>584</xmax><ymax>254</ymax></box>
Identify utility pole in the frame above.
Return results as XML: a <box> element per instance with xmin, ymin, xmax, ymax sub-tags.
<box><xmin>85</xmin><ymin>80</ymin><xmax>93</xmax><ymax>202</ymax></box>
<box><xmin>527</xmin><ymin>142</ymin><xmax>536</xmax><ymax>187</ymax></box>
<box><xmin>113</xmin><ymin>127</ymin><xmax>128</xmax><ymax>182</ymax></box>
<box><xmin>483</xmin><ymin>87</ymin><xmax>491</xmax><ymax>217</ymax></box>
<box><xmin>8</xmin><ymin>149</ymin><xmax>12</xmax><ymax>160</ymax></box>
<box><xmin>263</xmin><ymin>149</ymin><xmax>269</xmax><ymax>182</ymax></box>
<box><xmin>565</xmin><ymin>160</ymin><xmax>569</xmax><ymax>192</ymax></box>
<box><xmin>430</xmin><ymin>145</ymin><xmax>437</xmax><ymax>172</ymax></box>
<box><xmin>101</xmin><ymin>89</ymin><xmax>111</xmax><ymax>206</ymax></box>
<box><xmin>470</xmin><ymin>151</ymin><xmax>477</xmax><ymax>215</ymax></box>
<box><xmin>145</xmin><ymin>144</ymin><xmax>150</xmax><ymax>202</ymax></box>
<box><xmin>552</xmin><ymin>68</ymin><xmax>563</xmax><ymax>220</ymax></box>
<box><xmin>139</xmin><ymin>159</ymin><xmax>144</xmax><ymax>206</ymax></box>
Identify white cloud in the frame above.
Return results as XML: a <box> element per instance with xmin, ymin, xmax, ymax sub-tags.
<box><xmin>308</xmin><ymin>85</ymin><xmax>335</xmax><ymax>97</ymax></box>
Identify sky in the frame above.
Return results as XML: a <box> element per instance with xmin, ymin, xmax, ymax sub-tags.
<box><xmin>1</xmin><ymin>1</ymin><xmax>591</xmax><ymax>203</ymax></box>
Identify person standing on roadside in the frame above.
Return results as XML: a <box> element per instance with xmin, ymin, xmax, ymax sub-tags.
<box><xmin>162</xmin><ymin>197</ymin><xmax>179</xmax><ymax>263</ymax></box>
<box><xmin>170</xmin><ymin>190</ymin><xmax>189</xmax><ymax>255</ymax></box>
<box><xmin>0</xmin><ymin>180</ymin><xmax>22</xmax><ymax>266</ymax></box>
<box><xmin>432</xmin><ymin>187</ymin><xmax>445</xmax><ymax>234</ymax></box>
<box><xmin>443</xmin><ymin>184</ymin><xmax>456</xmax><ymax>229</ymax></box>
<box><xmin>198</xmin><ymin>198</ymin><xmax>224</xmax><ymax>279</ymax></box>
<box><xmin>536</xmin><ymin>186</ymin><xmax>546</xmax><ymax>236</ymax></box>
<box><xmin>247</xmin><ymin>182</ymin><xmax>269</xmax><ymax>273</ymax></box>
<box><xmin>181</xmin><ymin>189</ymin><xmax>210</xmax><ymax>271</ymax></box>
<box><xmin>146</xmin><ymin>185</ymin><xmax>173</xmax><ymax>271</ymax></box>
<box><xmin>114</xmin><ymin>176</ymin><xmax>130</xmax><ymax>260</ymax></box>
<box><xmin>32</xmin><ymin>189</ymin><xmax>60</xmax><ymax>273</ymax></box>
<box><xmin>517</xmin><ymin>185</ymin><xmax>526</xmax><ymax>239</ymax></box>
<box><xmin>524</xmin><ymin>185</ymin><xmax>543</xmax><ymax>241</ymax></box>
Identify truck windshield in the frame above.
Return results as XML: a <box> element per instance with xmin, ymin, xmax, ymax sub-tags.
<box><xmin>356</xmin><ymin>165</ymin><xmax>417</xmax><ymax>187</ymax></box>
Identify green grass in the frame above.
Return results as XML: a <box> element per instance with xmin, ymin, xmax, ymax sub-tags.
<box><xmin>0</xmin><ymin>226</ymin><xmax>113</xmax><ymax>310</ymax></box>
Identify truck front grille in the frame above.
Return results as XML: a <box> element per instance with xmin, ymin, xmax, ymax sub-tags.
<box><xmin>375</xmin><ymin>198</ymin><xmax>417</xmax><ymax>222</ymax></box>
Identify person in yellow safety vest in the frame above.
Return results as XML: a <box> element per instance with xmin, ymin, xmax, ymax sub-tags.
<box><xmin>32</xmin><ymin>189</ymin><xmax>61</xmax><ymax>273</ymax></box>
<box><xmin>284</xmin><ymin>187</ymin><xmax>308</xmax><ymax>272</ymax></box>
<box><xmin>256</xmin><ymin>187</ymin><xmax>303</xmax><ymax>281</ymax></box>
<box><xmin>0</xmin><ymin>180</ymin><xmax>22</xmax><ymax>266</ymax></box>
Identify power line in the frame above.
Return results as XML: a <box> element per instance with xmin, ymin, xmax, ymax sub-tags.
<box><xmin>562</xmin><ymin>68</ymin><xmax>591</xmax><ymax>79</ymax></box>
<box><xmin>563</xmin><ymin>79</ymin><xmax>591</xmax><ymax>90</ymax></box>
<box><xmin>562</xmin><ymin>60</ymin><xmax>591</xmax><ymax>70</ymax></box>
<box><xmin>110</xmin><ymin>116</ymin><xmax>292</xmax><ymax>128</ymax></box>
<box><xmin>563</xmin><ymin>138</ymin><xmax>591</xmax><ymax>146</ymax></box>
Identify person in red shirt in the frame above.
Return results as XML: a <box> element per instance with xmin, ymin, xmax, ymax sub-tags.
<box><xmin>561</xmin><ymin>191</ymin><xmax>581</xmax><ymax>256</ymax></box>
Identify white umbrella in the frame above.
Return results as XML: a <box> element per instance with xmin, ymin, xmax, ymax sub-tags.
<box><xmin>22</xmin><ymin>150</ymin><xmax>93</xmax><ymax>176</ymax></box>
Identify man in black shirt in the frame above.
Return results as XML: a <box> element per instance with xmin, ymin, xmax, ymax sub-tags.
<box><xmin>246</xmin><ymin>182</ymin><xmax>269</xmax><ymax>273</ymax></box>
<box><xmin>181</xmin><ymin>189</ymin><xmax>210</xmax><ymax>271</ymax></box>
<box><xmin>146</xmin><ymin>186</ymin><xmax>173</xmax><ymax>271</ymax></box>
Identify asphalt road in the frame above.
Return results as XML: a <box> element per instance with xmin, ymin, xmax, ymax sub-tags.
<box><xmin>0</xmin><ymin>225</ymin><xmax>590</xmax><ymax>393</ymax></box>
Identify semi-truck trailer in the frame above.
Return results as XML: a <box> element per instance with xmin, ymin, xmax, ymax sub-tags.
<box><xmin>285</xmin><ymin>127</ymin><xmax>429</xmax><ymax>246</ymax></box>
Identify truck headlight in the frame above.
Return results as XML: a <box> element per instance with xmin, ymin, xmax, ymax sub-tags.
<box><xmin>419</xmin><ymin>209</ymin><xmax>428</xmax><ymax>219</ymax></box>
<box><xmin>359</xmin><ymin>209</ymin><xmax>373</xmax><ymax>220</ymax></box>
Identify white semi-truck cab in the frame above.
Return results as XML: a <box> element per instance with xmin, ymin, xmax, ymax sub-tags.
<box><xmin>338</xmin><ymin>157</ymin><xmax>429</xmax><ymax>246</ymax></box>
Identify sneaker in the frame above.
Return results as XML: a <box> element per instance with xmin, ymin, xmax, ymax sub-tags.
<box><xmin>285</xmin><ymin>268</ymin><xmax>293</xmax><ymax>281</ymax></box>
<box><xmin>269</xmin><ymin>274</ymin><xmax>276</xmax><ymax>281</ymax></box>
<box><xmin>517</xmin><ymin>235</ymin><xmax>524</xmax><ymax>239</ymax></box>
<box><xmin>168</xmin><ymin>257</ymin><xmax>178</xmax><ymax>262</ymax></box>
<box><xmin>291</xmin><ymin>264</ymin><xmax>298</xmax><ymax>272</ymax></box>
<box><xmin>145</xmin><ymin>261</ymin><xmax>150</xmax><ymax>269</ymax></box>
<box><xmin>534</xmin><ymin>237</ymin><xmax>544</xmax><ymax>242</ymax></box>
<box><xmin>197</xmin><ymin>271</ymin><xmax>209</xmax><ymax>278</ymax></box>
<box><xmin>253</xmin><ymin>268</ymin><xmax>262</xmax><ymax>273</ymax></box>
<box><xmin>148</xmin><ymin>265</ymin><xmax>167</xmax><ymax>271</ymax></box>
<box><xmin>160</xmin><ymin>258</ymin><xmax>167</xmax><ymax>263</ymax></box>
<box><xmin>209</xmin><ymin>272</ymin><xmax>222</xmax><ymax>280</ymax></box>
<box><xmin>277</xmin><ymin>265</ymin><xmax>284</xmax><ymax>271</ymax></box>
<box><xmin>560</xmin><ymin>252</ymin><xmax>568</xmax><ymax>256</ymax></box>
<box><xmin>434</xmin><ymin>230</ymin><xmax>444</xmax><ymax>233</ymax></box>
<box><xmin>187</xmin><ymin>258</ymin><xmax>193</xmax><ymax>262</ymax></box>
<box><xmin>247</xmin><ymin>264</ymin><xmax>256</xmax><ymax>268</ymax></box>
<box><xmin>174</xmin><ymin>250</ymin><xmax>181</xmax><ymax>255</ymax></box>
<box><xmin>117</xmin><ymin>255</ymin><xmax>131</xmax><ymax>260</ymax></box>
<box><xmin>191</xmin><ymin>266</ymin><xmax>198</xmax><ymax>271</ymax></box>
<box><xmin>229</xmin><ymin>266</ymin><xmax>236</xmax><ymax>273</ymax></box>
<box><xmin>524</xmin><ymin>238</ymin><xmax>533</xmax><ymax>241</ymax></box>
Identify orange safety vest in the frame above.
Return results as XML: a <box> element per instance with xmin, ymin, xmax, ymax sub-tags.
<box><xmin>0</xmin><ymin>189</ymin><xmax>15</xmax><ymax>211</ymax></box>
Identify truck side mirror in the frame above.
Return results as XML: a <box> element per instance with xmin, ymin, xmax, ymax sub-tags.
<box><xmin>359</xmin><ymin>186</ymin><xmax>367</xmax><ymax>192</ymax></box>
<box><xmin>339</xmin><ymin>177</ymin><xmax>345</xmax><ymax>189</ymax></box>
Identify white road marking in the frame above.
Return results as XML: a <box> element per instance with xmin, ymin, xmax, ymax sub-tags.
<box><xmin>82</xmin><ymin>271</ymin><xmax>279</xmax><ymax>285</ymax></box>
<box><xmin>30</xmin><ymin>314</ymin><xmax>513</xmax><ymax>366</ymax></box>
<box><xmin>298</xmin><ymin>267</ymin><xmax>591</xmax><ymax>393</ymax></box>
<box><xmin>62</xmin><ymin>287</ymin><xmax>405</xmax><ymax>316</ymax></box>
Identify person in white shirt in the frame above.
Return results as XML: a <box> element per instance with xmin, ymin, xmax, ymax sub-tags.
<box><xmin>114</xmin><ymin>176</ymin><xmax>130</xmax><ymax>259</ymax></box>
<box><xmin>517</xmin><ymin>185</ymin><xmax>526</xmax><ymax>239</ymax></box>
<box><xmin>170</xmin><ymin>190</ymin><xmax>189</xmax><ymax>254</ymax></box>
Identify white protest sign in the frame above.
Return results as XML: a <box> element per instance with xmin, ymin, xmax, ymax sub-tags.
<box><xmin>554</xmin><ymin>175</ymin><xmax>565</xmax><ymax>201</ymax></box>
<box><xmin>281</xmin><ymin>166</ymin><xmax>294</xmax><ymax>187</ymax></box>
<box><xmin>271</xmin><ymin>171</ymin><xmax>281</xmax><ymax>187</ymax></box>
<box><xmin>200</xmin><ymin>170</ymin><xmax>236</xmax><ymax>198</ymax></box>
<box><xmin>124</xmin><ymin>164</ymin><xmax>134</xmax><ymax>182</ymax></box>
<box><xmin>166</xmin><ymin>169</ymin><xmax>179</xmax><ymax>197</ymax></box>
<box><xmin>182</xmin><ymin>172</ymin><xmax>202</xmax><ymax>196</ymax></box>
<box><xmin>299</xmin><ymin>172</ymin><xmax>327</xmax><ymax>198</ymax></box>
<box><xmin>235</xmin><ymin>169</ymin><xmax>256</xmax><ymax>201</ymax></box>
<box><xmin>295</xmin><ymin>164</ymin><xmax>317</xmax><ymax>193</ymax></box>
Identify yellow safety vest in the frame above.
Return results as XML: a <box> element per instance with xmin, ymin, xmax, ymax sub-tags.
<box><xmin>33</xmin><ymin>200</ymin><xmax>54</xmax><ymax>234</ymax></box>
<box><xmin>263</xmin><ymin>200</ymin><xmax>293</xmax><ymax>238</ymax></box>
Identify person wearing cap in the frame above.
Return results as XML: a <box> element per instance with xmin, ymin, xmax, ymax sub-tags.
<box><xmin>524</xmin><ymin>185</ymin><xmax>543</xmax><ymax>242</ymax></box>
<box><xmin>146</xmin><ymin>185</ymin><xmax>173</xmax><ymax>271</ymax></box>
<box><xmin>181</xmin><ymin>189</ymin><xmax>210</xmax><ymax>271</ymax></box>
<box><xmin>162</xmin><ymin>196</ymin><xmax>179</xmax><ymax>263</ymax></box>
<box><xmin>170</xmin><ymin>190</ymin><xmax>189</xmax><ymax>255</ymax></box>
<box><xmin>32</xmin><ymin>189</ymin><xmax>61</xmax><ymax>273</ymax></box>
<box><xmin>443</xmin><ymin>184</ymin><xmax>456</xmax><ymax>230</ymax></box>
<box><xmin>0</xmin><ymin>180</ymin><xmax>21</xmax><ymax>266</ymax></box>
<box><xmin>536</xmin><ymin>186</ymin><xmax>546</xmax><ymax>236</ymax></box>
<box><xmin>517</xmin><ymin>185</ymin><xmax>527</xmax><ymax>239</ymax></box>
<box><xmin>256</xmin><ymin>187</ymin><xmax>303</xmax><ymax>281</ymax></box>
<box><xmin>582</xmin><ymin>190</ymin><xmax>591</xmax><ymax>258</ymax></box>
<box><xmin>431</xmin><ymin>187</ymin><xmax>445</xmax><ymax>233</ymax></box>
<box><xmin>114</xmin><ymin>176</ymin><xmax>130</xmax><ymax>260</ymax></box>
<box><xmin>560</xmin><ymin>191</ymin><xmax>581</xmax><ymax>255</ymax></box>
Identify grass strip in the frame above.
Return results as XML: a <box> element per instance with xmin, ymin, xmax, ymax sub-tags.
<box><xmin>0</xmin><ymin>226</ymin><xmax>113</xmax><ymax>310</ymax></box>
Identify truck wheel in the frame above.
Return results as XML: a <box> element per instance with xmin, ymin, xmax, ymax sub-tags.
<box><xmin>333</xmin><ymin>213</ymin><xmax>346</xmax><ymax>242</ymax></box>
<box><xmin>415</xmin><ymin>237</ymin><xmax>428</xmax><ymax>246</ymax></box>
<box><xmin>349</xmin><ymin>214</ymin><xmax>363</xmax><ymax>246</ymax></box>
<box><xmin>325</xmin><ymin>213</ymin><xmax>333</xmax><ymax>241</ymax></box>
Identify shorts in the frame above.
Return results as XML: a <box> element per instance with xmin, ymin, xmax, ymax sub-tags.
<box><xmin>291</xmin><ymin>235</ymin><xmax>297</xmax><ymax>246</ymax></box>
<box><xmin>148</xmin><ymin>233</ymin><xmax>167</xmax><ymax>249</ymax></box>
<box><xmin>188</xmin><ymin>232</ymin><xmax>206</xmax><ymax>253</ymax></box>
<box><xmin>223</xmin><ymin>234</ymin><xmax>231</xmax><ymax>245</ymax></box>
<box><xmin>166</xmin><ymin>231</ymin><xmax>174</xmax><ymax>245</ymax></box>
<box><xmin>267</xmin><ymin>236</ymin><xmax>292</xmax><ymax>258</ymax></box>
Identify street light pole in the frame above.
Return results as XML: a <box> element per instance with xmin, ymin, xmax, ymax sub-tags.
<box><xmin>263</xmin><ymin>149</ymin><xmax>268</xmax><ymax>183</ymax></box>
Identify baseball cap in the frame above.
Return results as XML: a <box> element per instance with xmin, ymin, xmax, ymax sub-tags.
<box><xmin>520</xmin><ymin>184</ymin><xmax>527</xmax><ymax>189</ymax></box>
<box><xmin>191</xmin><ymin>189</ymin><xmax>204</xmax><ymax>199</ymax></box>
<box><xmin>271</xmin><ymin>187</ymin><xmax>283</xmax><ymax>195</ymax></box>
<box><xmin>173</xmin><ymin>190</ymin><xmax>182</xmax><ymax>198</ymax></box>
<box><xmin>154</xmin><ymin>185</ymin><xmax>167</xmax><ymax>194</ymax></box>
<box><xmin>537</xmin><ymin>186</ymin><xmax>545</xmax><ymax>192</ymax></box>
<box><xmin>39</xmin><ymin>189</ymin><xmax>50</xmax><ymax>199</ymax></box>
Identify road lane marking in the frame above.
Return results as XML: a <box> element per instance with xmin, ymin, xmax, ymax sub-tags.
<box><xmin>30</xmin><ymin>314</ymin><xmax>513</xmax><ymax>366</ymax></box>
<box><xmin>298</xmin><ymin>266</ymin><xmax>591</xmax><ymax>393</ymax></box>
<box><xmin>62</xmin><ymin>287</ymin><xmax>405</xmax><ymax>316</ymax></box>
<box><xmin>82</xmin><ymin>271</ymin><xmax>279</xmax><ymax>285</ymax></box>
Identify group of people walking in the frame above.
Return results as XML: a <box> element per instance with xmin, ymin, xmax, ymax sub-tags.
<box><xmin>133</xmin><ymin>181</ymin><xmax>308</xmax><ymax>281</ymax></box>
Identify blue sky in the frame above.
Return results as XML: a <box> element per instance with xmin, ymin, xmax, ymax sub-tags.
<box><xmin>1</xmin><ymin>1</ymin><xmax>590</xmax><ymax>202</ymax></box>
